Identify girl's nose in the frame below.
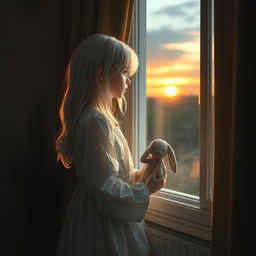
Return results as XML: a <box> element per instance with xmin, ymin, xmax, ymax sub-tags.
<box><xmin>127</xmin><ymin>77</ymin><xmax>131</xmax><ymax>85</ymax></box>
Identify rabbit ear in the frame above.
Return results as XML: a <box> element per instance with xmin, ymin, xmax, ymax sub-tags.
<box><xmin>140</xmin><ymin>140</ymin><xmax>155</xmax><ymax>163</ymax></box>
<box><xmin>167</xmin><ymin>144</ymin><xmax>178</xmax><ymax>173</ymax></box>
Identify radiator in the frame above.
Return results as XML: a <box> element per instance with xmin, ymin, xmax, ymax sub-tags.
<box><xmin>146</xmin><ymin>226</ymin><xmax>210</xmax><ymax>256</ymax></box>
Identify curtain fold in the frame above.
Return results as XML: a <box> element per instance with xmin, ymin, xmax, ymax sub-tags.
<box><xmin>212</xmin><ymin>0</ymin><xmax>253</xmax><ymax>255</ymax></box>
<box><xmin>97</xmin><ymin>0</ymin><xmax>134</xmax><ymax>43</ymax></box>
<box><xmin>68</xmin><ymin>0</ymin><xmax>134</xmax><ymax>52</ymax></box>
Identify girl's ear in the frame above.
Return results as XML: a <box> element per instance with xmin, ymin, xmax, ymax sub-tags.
<box><xmin>167</xmin><ymin>144</ymin><xmax>178</xmax><ymax>173</ymax></box>
<box><xmin>140</xmin><ymin>140</ymin><xmax>155</xmax><ymax>163</ymax></box>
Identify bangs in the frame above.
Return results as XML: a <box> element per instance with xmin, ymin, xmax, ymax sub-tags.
<box><xmin>111</xmin><ymin>42</ymin><xmax>139</xmax><ymax>77</ymax></box>
<box><xmin>123</xmin><ymin>46</ymin><xmax>139</xmax><ymax>77</ymax></box>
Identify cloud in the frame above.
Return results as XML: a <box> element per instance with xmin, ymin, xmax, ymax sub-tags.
<box><xmin>146</xmin><ymin>28</ymin><xmax>197</xmax><ymax>67</ymax></box>
<box><xmin>147</xmin><ymin>27</ymin><xmax>195</xmax><ymax>45</ymax></box>
<box><xmin>152</xmin><ymin>1</ymin><xmax>200</xmax><ymax>27</ymax></box>
<box><xmin>154</xmin><ymin>1</ymin><xmax>199</xmax><ymax>17</ymax></box>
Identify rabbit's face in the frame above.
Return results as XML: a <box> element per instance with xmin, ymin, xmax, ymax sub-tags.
<box><xmin>151</xmin><ymin>140</ymin><xmax>168</xmax><ymax>158</ymax></box>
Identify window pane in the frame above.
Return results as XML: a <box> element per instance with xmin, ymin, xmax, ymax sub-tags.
<box><xmin>146</xmin><ymin>0</ymin><xmax>200</xmax><ymax>196</ymax></box>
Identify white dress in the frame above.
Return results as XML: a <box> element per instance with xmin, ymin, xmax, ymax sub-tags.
<box><xmin>56</xmin><ymin>107</ymin><xmax>150</xmax><ymax>256</ymax></box>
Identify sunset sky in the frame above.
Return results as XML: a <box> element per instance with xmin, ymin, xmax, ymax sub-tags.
<box><xmin>146</xmin><ymin>0</ymin><xmax>200</xmax><ymax>98</ymax></box>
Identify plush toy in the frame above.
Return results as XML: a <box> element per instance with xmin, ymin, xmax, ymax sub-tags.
<box><xmin>139</xmin><ymin>139</ymin><xmax>178</xmax><ymax>183</ymax></box>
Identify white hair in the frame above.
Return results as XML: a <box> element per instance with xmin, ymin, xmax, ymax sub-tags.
<box><xmin>55</xmin><ymin>34</ymin><xmax>139</xmax><ymax>169</ymax></box>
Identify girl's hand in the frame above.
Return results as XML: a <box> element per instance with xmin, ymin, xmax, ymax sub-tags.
<box><xmin>135</xmin><ymin>169</ymin><xmax>143</xmax><ymax>182</ymax></box>
<box><xmin>144</xmin><ymin>160</ymin><xmax>167</xmax><ymax>195</ymax></box>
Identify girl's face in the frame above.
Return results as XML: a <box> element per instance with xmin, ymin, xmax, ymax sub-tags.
<box><xmin>109</xmin><ymin>71</ymin><xmax>132</xmax><ymax>99</ymax></box>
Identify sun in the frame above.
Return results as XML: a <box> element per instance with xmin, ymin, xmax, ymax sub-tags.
<box><xmin>165</xmin><ymin>86</ymin><xmax>178</xmax><ymax>97</ymax></box>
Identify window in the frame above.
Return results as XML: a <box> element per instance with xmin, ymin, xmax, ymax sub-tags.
<box><xmin>146</xmin><ymin>0</ymin><xmax>201</xmax><ymax>196</ymax></box>
<box><xmin>125</xmin><ymin>0</ymin><xmax>214</xmax><ymax>240</ymax></box>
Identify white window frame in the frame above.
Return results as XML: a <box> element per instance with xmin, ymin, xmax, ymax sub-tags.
<box><xmin>124</xmin><ymin>0</ymin><xmax>213</xmax><ymax>241</ymax></box>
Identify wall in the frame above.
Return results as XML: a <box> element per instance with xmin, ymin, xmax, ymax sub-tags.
<box><xmin>1</xmin><ymin>1</ymin><xmax>78</xmax><ymax>255</ymax></box>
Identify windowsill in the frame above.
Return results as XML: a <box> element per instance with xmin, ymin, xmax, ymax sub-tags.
<box><xmin>145</xmin><ymin>189</ymin><xmax>212</xmax><ymax>241</ymax></box>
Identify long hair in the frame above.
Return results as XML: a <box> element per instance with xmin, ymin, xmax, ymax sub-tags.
<box><xmin>55</xmin><ymin>34</ymin><xmax>138</xmax><ymax>169</ymax></box>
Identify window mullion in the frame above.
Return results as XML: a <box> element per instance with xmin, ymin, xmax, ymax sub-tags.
<box><xmin>137</xmin><ymin>0</ymin><xmax>147</xmax><ymax>170</ymax></box>
<box><xmin>125</xmin><ymin>0</ymin><xmax>146</xmax><ymax>169</ymax></box>
<box><xmin>200</xmin><ymin>0</ymin><xmax>213</xmax><ymax>209</ymax></box>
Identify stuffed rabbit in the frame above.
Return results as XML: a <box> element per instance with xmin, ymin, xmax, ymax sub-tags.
<box><xmin>139</xmin><ymin>139</ymin><xmax>178</xmax><ymax>183</ymax></box>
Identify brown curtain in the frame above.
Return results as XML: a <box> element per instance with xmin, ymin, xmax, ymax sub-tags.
<box><xmin>1</xmin><ymin>0</ymin><xmax>134</xmax><ymax>255</ymax></box>
<box><xmin>211</xmin><ymin>0</ymin><xmax>253</xmax><ymax>255</ymax></box>
<box><xmin>67</xmin><ymin>0</ymin><xmax>134</xmax><ymax>52</ymax></box>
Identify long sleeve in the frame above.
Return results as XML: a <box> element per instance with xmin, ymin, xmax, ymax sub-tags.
<box><xmin>74</xmin><ymin>113</ymin><xmax>149</xmax><ymax>222</ymax></box>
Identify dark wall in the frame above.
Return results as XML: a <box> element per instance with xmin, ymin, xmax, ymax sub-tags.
<box><xmin>1</xmin><ymin>1</ymin><xmax>79</xmax><ymax>255</ymax></box>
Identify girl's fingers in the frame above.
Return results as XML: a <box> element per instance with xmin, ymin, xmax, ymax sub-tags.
<box><xmin>163</xmin><ymin>162</ymin><xmax>167</xmax><ymax>173</ymax></box>
<box><xmin>162</xmin><ymin>161</ymin><xmax>167</xmax><ymax>177</ymax></box>
<box><xmin>147</xmin><ymin>160</ymin><xmax>167</xmax><ymax>184</ymax></box>
<box><xmin>146</xmin><ymin>167</ymin><xmax>157</xmax><ymax>182</ymax></box>
<box><xmin>163</xmin><ymin>166</ymin><xmax>167</xmax><ymax>178</ymax></box>
<box><xmin>150</xmin><ymin>164</ymin><xmax>160</xmax><ymax>180</ymax></box>
<box><xmin>154</xmin><ymin>162</ymin><xmax>167</xmax><ymax>182</ymax></box>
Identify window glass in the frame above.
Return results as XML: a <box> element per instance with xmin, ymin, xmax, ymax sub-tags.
<box><xmin>146</xmin><ymin>0</ymin><xmax>200</xmax><ymax>196</ymax></box>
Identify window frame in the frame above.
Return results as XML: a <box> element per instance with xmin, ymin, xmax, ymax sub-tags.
<box><xmin>124</xmin><ymin>0</ymin><xmax>213</xmax><ymax>241</ymax></box>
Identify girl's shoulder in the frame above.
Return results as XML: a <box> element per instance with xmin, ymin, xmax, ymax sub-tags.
<box><xmin>81</xmin><ymin>106</ymin><xmax>106</xmax><ymax>121</ymax></box>
<box><xmin>78</xmin><ymin>107</ymin><xmax>109</xmax><ymax>128</ymax></box>
<box><xmin>77</xmin><ymin>106</ymin><xmax>113</xmax><ymax>136</ymax></box>
<box><xmin>80</xmin><ymin>106</ymin><xmax>119</xmax><ymax>128</ymax></box>
<box><xmin>77</xmin><ymin>106</ymin><xmax>114</xmax><ymax>140</ymax></box>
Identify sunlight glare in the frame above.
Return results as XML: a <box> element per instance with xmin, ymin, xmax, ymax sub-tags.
<box><xmin>165</xmin><ymin>86</ymin><xmax>178</xmax><ymax>97</ymax></box>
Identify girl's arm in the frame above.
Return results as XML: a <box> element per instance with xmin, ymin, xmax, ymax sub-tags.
<box><xmin>74</xmin><ymin>115</ymin><xmax>149</xmax><ymax>222</ymax></box>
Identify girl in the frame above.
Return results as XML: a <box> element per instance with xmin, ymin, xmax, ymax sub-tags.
<box><xmin>55</xmin><ymin>34</ymin><xmax>167</xmax><ymax>256</ymax></box>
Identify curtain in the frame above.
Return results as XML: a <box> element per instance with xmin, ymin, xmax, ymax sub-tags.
<box><xmin>211</xmin><ymin>0</ymin><xmax>253</xmax><ymax>255</ymax></box>
<box><xmin>1</xmin><ymin>0</ymin><xmax>134</xmax><ymax>255</ymax></box>
<box><xmin>67</xmin><ymin>0</ymin><xmax>134</xmax><ymax>52</ymax></box>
